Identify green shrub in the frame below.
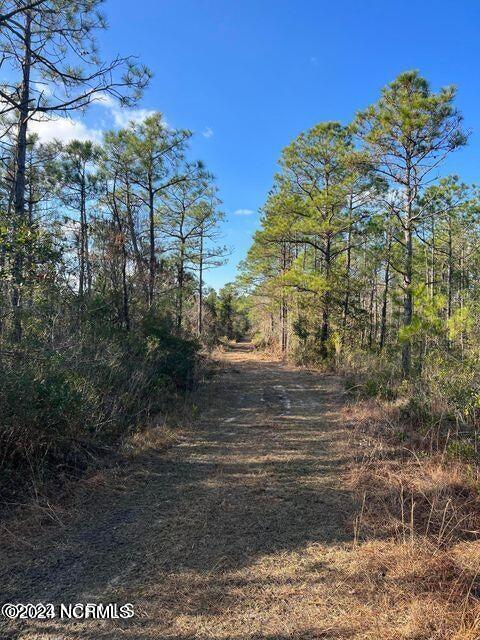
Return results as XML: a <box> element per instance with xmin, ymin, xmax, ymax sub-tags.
<box><xmin>446</xmin><ymin>439</ymin><xmax>478</xmax><ymax>462</ymax></box>
<box><xmin>0</xmin><ymin>318</ymin><xmax>199</xmax><ymax>497</ymax></box>
<box><xmin>342</xmin><ymin>349</ymin><xmax>399</xmax><ymax>400</ymax></box>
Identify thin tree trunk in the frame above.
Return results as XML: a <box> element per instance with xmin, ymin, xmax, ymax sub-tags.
<box><xmin>402</xmin><ymin>188</ymin><xmax>414</xmax><ymax>378</ymax></box>
<box><xmin>25</xmin><ymin>154</ymin><xmax>35</xmax><ymax>310</ymax></box>
<box><xmin>125</xmin><ymin>175</ymin><xmax>146</xmax><ymax>299</ymax></box>
<box><xmin>79</xmin><ymin>174</ymin><xmax>86</xmax><ymax>301</ymax></box>
<box><xmin>11</xmin><ymin>10</ymin><xmax>32</xmax><ymax>342</ymax></box>
<box><xmin>430</xmin><ymin>214</ymin><xmax>435</xmax><ymax>298</ymax></box>
<box><xmin>148</xmin><ymin>174</ymin><xmax>155</xmax><ymax>308</ymax></box>
<box><xmin>368</xmin><ymin>271</ymin><xmax>376</xmax><ymax>349</ymax></box>
<box><xmin>379</xmin><ymin>233</ymin><xmax>392</xmax><ymax>351</ymax></box>
<box><xmin>84</xmin><ymin>172</ymin><xmax>92</xmax><ymax>297</ymax></box>
<box><xmin>342</xmin><ymin>199</ymin><xmax>353</xmax><ymax>330</ymax></box>
<box><xmin>447</xmin><ymin>218</ymin><xmax>453</xmax><ymax>320</ymax></box>
<box><xmin>319</xmin><ymin>233</ymin><xmax>331</xmax><ymax>358</ymax></box>
<box><xmin>111</xmin><ymin>184</ymin><xmax>130</xmax><ymax>330</ymax></box>
<box><xmin>177</xmin><ymin>239</ymin><xmax>185</xmax><ymax>332</ymax></box>
<box><xmin>197</xmin><ymin>226</ymin><xmax>204</xmax><ymax>335</ymax></box>
<box><xmin>280</xmin><ymin>243</ymin><xmax>288</xmax><ymax>354</ymax></box>
<box><xmin>281</xmin><ymin>295</ymin><xmax>287</xmax><ymax>354</ymax></box>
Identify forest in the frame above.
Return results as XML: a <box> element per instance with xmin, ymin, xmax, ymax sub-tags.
<box><xmin>241</xmin><ymin>71</ymin><xmax>480</xmax><ymax>458</ymax></box>
<box><xmin>0</xmin><ymin>2</ymin><xmax>479</xmax><ymax>639</ymax></box>
<box><xmin>0</xmin><ymin>0</ymin><xmax>240</xmax><ymax>495</ymax></box>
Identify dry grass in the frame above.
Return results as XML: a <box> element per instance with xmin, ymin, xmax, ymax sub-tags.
<box><xmin>1</xmin><ymin>347</ymin><xmax>479</xmax><ymax>640</ymax></box>
<box><xmin>340</xmin><ymin>396</ymin><xmax>480</xmax><ymax>640</ymax></box>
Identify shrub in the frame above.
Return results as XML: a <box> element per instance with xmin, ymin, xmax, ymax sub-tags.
<box><xmin>0</xmin><ymin>318</ymin><xmax>199</xmax><ymax>499</ymax></box>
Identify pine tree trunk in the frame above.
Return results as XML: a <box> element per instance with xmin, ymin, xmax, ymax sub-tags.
<box><xmin>125</xmin><ymin>176</ymin><xmax>147</xmax><ymax>300</ymax></box>
<box><xmin>79</xmin><ymin>175</ymin><xmax>86</xmax><ymax>301</ymax></box>
<box><xmin>402</xmin><ymin>212</ymin><xmax>413</xmax><ymax>377</ymax></box>
<box><xmin>281</xmin><ymin>296</ymin><xmax>288</xmax><ymax>354</ymax></box>
<box><xmin>430</xmin><ymin>214</ymin><xmax>436</xmax><ymax>298</ymax></box>
<box><xmin>447</xmin><ymin>219</ymin><xmax>453</xmax><ymax>320</ymax></box>
<box><xmin>111</xmin><ymin>188</ymin><xmax>130</xmax><ymax>330</ymax></box>
<box><xmin>379</xmin><ymin>234</ymin><xmax>392</xmax><ymax>351</ymax></box>
<box><xmin>197</xmin><ymin>227</ymin><xmax>204</xmax><ymax>335</ymax></box>
<box><xmin>177</xmin><ymin>239</ymin><xmax>185</xmax><ymax>332</ymax></box>
<box><xmin>148</xmin><ymin>174</ymin><xmax>155</xmax><ymax>308</ymax></box>
<box><xmin>368</xmin><ymin>271</ymin><xmax>376</xmax><ymax>349</ymax></box>
<box><xmin>11</xmin><ymin>10</ymin><xmax>32</xmax><ymax>342</ymax></box>
<box><xmin>342</xmin><ymin>201</ymin><xmax>353</xmax><ymax>330</ymax></box>
<box><xmin>319</xmin><ymin>234</ymin><xmax>331</xmax><ymax>358</ymax></box>
<box><xmin>280</xmin><ymin>243</ymin><xmax>288</xmax><ymax>354</ymax></box>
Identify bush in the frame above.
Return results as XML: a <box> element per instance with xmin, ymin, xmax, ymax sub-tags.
<box><xmin>341</xmin><ymin>345</ymin><xmax>480</xmax><ymax>459</ymax></box>
<box><xmin>0</xmin><ymin>318</ymin><xmax>199</xmax><ymax>498</ymax></box>
<box><xmin>342</xmin><ymin>349</ymin><xmax>399</xmax><ymax>401</ymax></box>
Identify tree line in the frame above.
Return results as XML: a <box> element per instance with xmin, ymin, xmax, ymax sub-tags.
<box><xmin>4</xmin><ymin>117</ymin><xmax>226</xmax><ymax>338</ymax></box>
<box><xmin>239</xmin><ymin>71</ymin><xmax>480</xmax><ymax>452</ymax></box>
<box><xmin>0</xmin><ymin>0</ymin><xmax>230</xmax><ymax>495</ymax></box>
<box><xmin>241</xmin><ymin>71</ymin><xmax>477</xmax><ymax>379</ymax></box>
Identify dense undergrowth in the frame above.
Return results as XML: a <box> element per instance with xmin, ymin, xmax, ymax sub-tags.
<box><xmin>0</xmin><ymin>316</ymin><xmax>199</xmax><ymax>502</ymax></box>
<box><xmin>343</xmin><ymin>347</ymin><xmax>480</xmax><ymax>461</ymax></box>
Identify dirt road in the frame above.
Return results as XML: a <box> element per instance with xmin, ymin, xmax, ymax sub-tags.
<box><xmin>0</xmin><ymin>344</ymin><xmax>361</xmax><ymax>639</ymax></box>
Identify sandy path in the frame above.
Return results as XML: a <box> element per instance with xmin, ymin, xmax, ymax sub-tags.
<box><xmin>0</xmin><ymin>344</ymin><xmax>359</xmax><ymax>640</ymax></box>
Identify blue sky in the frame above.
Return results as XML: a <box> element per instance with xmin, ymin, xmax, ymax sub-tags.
<box><xmin>59</xmin><ymin>0</ymin><xmax>480</xmax><ymax>289</ymax></box>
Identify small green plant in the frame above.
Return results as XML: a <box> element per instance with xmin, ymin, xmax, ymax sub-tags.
<box><xmin>446</xmin><ymin>439</ymin><xmax>477</xmax><ymax>462</ymax></box>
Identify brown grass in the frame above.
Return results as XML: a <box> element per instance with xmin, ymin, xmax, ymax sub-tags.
<box><xmin>341</xmin><ymin>396</ymin><xmax>480</xmax><ymax>640</ymax></box>
<box><xmin>1</xmin><ymin>347</ymin><xmax>479</xmax><ymax>640</ymax></box>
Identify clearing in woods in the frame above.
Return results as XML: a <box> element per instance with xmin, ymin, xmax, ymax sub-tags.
<box><xmin>1</xmin><ymin>343</ymin><xmax>384</xmax><ymax>639</ymax></box>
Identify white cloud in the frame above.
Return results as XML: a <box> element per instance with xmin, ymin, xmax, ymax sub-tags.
<box><xmin>33</xmin><ymin>81</ymin><xmax>53</xmax><ymax>97</ymax></box>
<box><xmin>28</xmin><ymin>94</ymin><xmax>159</xmax><ymax>144</ymax></box>
<box><xmin>5</xmin><ymin>91</ymin><xmax>161</xmax><ymax>146</ymax></box>
<box><xmin>110</xmin><ymin>105</ymin><xmax>157</xmax><ymax>128</ymax></box>
<box><xmin>29</xmin><ymin>115</ymin><xmax>103</xmax><ymax>144</ymax></box>
<box><xmin>234</xmin><ymin>208</ymin><xmax>255</xmax><ymax>216</ymax></box>
<box><xmin>95</xmin><ymin>93</ymin><xmax>156</xmax><ymax>128</ymax></box>
<box><xmin>0</xmin><ymin>94</ymin><xmax>103</xmax><ymax>144</ymax></box>
<box><xmin>202</xmin><ymin>126</ymin><xmax>214</xmax><ymax>138</ymax></box>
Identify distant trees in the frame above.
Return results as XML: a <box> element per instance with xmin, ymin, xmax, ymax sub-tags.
<box><xmin>127</xmin><ymin>115</ymin><xmax>190</xmax><ymax>308</ymax></box>
<box><xmin>53</xmin><ymin>140</ymin><xmax>101</xmax><ymax>306</ymax></box>
<box><xmin>242</xmin><ymin>122</ymin><xmax>378</xmax><ymax>358</ymax></box>
<box><xmin>0</xmin><ymin>112</ymin><xmax>226</xmax><ymax>341</ymax></box>
<box><xmin>160</xmin><ymin>163</ymin><xmax>225</xmax><ymax>332</ymax></box>
<box><xmin>212</xmin><ymin>284</ymin><xmax>250</xmax><ymax>341</ymax></box>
